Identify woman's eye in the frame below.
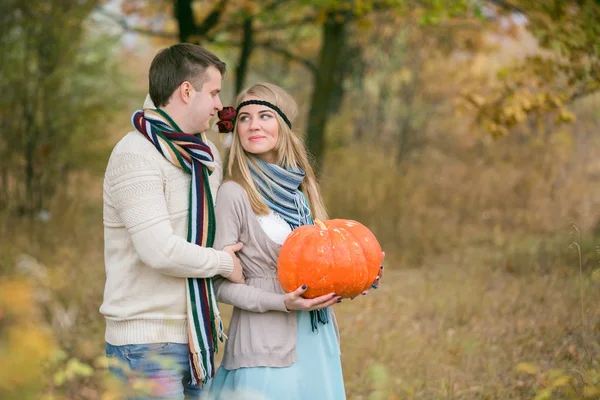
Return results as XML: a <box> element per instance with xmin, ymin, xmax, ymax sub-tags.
<box><xmin>261</xmin><ymin>114</ymin><xmax>271</xmax><ymax>120</ymax></box>
<box><xmin>240</xmin><ymin>116</ymin><xmax>249</xmax><ymax>122</ymax></box>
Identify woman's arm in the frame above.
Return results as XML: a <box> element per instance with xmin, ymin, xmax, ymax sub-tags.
<box><xmin>213</xmin><ymin>276</ymin><xmax>288</xmax><ymax>313</ymax></box>
<box><xmin>213</xmin><ymin>182</ymin><xmax>288</xmax><ymax>313</ymax></box>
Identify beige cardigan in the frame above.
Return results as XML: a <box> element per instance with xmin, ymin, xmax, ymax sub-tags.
<box><xmin>213</xmin><ymin>181</ymin><xmax>339</xmax><ymax>370</ymax></box>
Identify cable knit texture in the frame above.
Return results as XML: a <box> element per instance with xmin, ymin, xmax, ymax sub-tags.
<box><xmin>100</xmin><ymin>130</ymin><xmax>233</xmax><ymax>346</ymax></box>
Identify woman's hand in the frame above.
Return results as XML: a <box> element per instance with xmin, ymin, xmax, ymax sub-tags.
<box><xmin>284</xmin><ymin>285</ymin><xmax>342</xmax><ymax>311</ymax></box>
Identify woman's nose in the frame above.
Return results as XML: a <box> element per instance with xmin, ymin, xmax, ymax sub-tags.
<box><xmin>249</xmin><ymin>117</ymin><xmax>260</xmax><ymax>130</ymax></box>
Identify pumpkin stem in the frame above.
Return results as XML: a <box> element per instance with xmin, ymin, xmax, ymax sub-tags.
<box><xmin>314</xmin><ymin>219</ymin><xmax>327</xmax><ymax>229</ymax></box>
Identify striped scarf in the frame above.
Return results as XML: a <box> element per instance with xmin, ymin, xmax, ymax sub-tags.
<box><xmin>131</xmin><ymin>108</ymin><xmax>222</xmax><ymax>386</ymax></box>
<box><xmin>248</xmin><ymin>157</ymin><xmax>329</xmax><ymax>329</ymax></box>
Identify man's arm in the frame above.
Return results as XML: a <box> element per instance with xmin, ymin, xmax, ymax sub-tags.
<box><xmin>106</xmin><ymin>152</ymin><xmax>234</xmax><ymax>278</ymax></box>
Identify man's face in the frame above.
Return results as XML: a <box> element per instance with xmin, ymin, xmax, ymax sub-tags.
<box><xmin>188</xmin><ymin>66</ymin><xmax>223</xmax><ymax>133</ymax></box>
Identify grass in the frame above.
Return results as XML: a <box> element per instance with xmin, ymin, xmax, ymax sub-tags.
<box><xmin>336</xmin><ymin>250</ymin><xmax>600</xmax><ymax>399</ymax></box>
<box><xmin>2</xmin><ymin>185</ymin><xmax>600</xmax><ymax>399</ymax></box>
<box><xmin>212</xmin><ymin>240</ymin><xmax>600</xmax><ymax>399</ymax></box>
<box><xmin>2</xmin><ymin>146</ymin><xmax>600</xmax><ymax>399</ymax></box>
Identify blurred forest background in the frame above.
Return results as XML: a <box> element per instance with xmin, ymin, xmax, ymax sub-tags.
<box><xmin>1</xmin><ymin>0</ymin><xmax>600</xmax><ymax>399</ymax></box>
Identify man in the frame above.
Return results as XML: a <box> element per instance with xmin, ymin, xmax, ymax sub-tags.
<box><xmin>100</xmin><ymin>43</ymin><xmax>243</xmax><ymax>399</ymax></box>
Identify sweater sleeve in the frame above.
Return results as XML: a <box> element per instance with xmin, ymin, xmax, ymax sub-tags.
<box><xmin>213</xmin><ymin>182</ymin><xmax>288</xmax><ymax>313</ymax></box>
<box><xmin>106</xmin><ymin>152</ymin><xmax>234</xmax><ymax>278</ymax></box>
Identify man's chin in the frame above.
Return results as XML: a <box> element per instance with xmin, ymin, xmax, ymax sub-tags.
<box><xmin>191</xmin><ymin>126</ymin><xmax>208</xmax><ymax>134</ymax></box>
<box><xmin>198</xmin><ymin>123</ymin><xmax>210</xmax><ymax>133</ymax></box>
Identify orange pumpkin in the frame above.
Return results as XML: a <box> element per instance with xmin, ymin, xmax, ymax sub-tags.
<box><xmin>277</xmin><ymin>219</ymin><xmax>383</xmax><ymax>299</ymax></box>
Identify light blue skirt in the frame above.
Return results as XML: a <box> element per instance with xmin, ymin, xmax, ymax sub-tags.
<box><xmin>208</xmin><ymin>310</ymin><xmax>346</xmax><ymax>400</ymax></box>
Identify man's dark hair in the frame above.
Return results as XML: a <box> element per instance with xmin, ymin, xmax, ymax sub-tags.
<box><xmin>149</xmin><ymin>43</ymin><xmax>226</xmax><ymax>107</ymax></box>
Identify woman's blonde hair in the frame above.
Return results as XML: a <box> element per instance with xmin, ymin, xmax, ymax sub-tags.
<box><xmin>226</xmin><ymin>83</ymin><xmax>327</xmax><ymax>221</ymax></box>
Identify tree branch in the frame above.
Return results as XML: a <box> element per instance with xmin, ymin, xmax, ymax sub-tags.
<box><xmin>485</xmin><ymin>0</ymin><xmax>526</xmax><ymax>16</ymax></box>
<box><xmin>569</xmin><ymin>82</ymin><xmax>600</xmax><ymax>103</ymax></box>
<box><xmin>194</xmin><ymin>0</ymin><xmax>228</xmax><ymax>37</ymax></box>
<box><xmin>211</xmin><ymin>38</ymin><xmax>316</xmax><ymax>73</ymax></box>
<box><xmin>256</xmin><ymin>41</ymin><xmax>317</xmax><ymax>73</ymax></box>
<box><xmin>94</xmin><ymin>7</ymin><xmax>177</xmax><ymax>38</ymax></box>
<box><xmin>176</xmin><ymin>0</ymin><xmax>229</xmax><ymax>43</ymax></box>
<box><xmin>219</xmin><ymin>15</ymin><xmax>318</xmax><ymax>34</ymax></box>
<box><xmin>263</xmin><ymin>0</ymin><xmax>285</xmax><ymax>11</ymax></box>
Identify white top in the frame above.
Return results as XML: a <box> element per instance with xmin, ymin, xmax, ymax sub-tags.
<box><xmin>100</xmin><ymin>129</ymin><xmax>234</xmax><ymax>346</ymax></box>
<box><xmin>254</xmin><ymin>211</ymin><xmax>292</xmax><ymax>245</ymax></box>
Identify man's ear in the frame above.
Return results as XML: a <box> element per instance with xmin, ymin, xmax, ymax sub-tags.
<box><xmin>179</xmin><ymin>81</ymin><xmax>193</xmax><ymax>104</ymax></box>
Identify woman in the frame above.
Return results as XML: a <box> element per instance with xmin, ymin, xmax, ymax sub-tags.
<box><xmin>209</xmin><ymin>83</ymin><xmax>382</xmax><ymax>400</ymax></box>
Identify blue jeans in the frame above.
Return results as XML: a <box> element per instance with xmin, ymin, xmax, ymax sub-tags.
<box><xmin>106</xmin><ymin>342</ymin><xmax>208</xmax><ymax>399</ymax></box>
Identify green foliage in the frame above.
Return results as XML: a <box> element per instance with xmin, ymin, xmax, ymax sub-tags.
<box><xmin>0</xmin><ymin>0</ymin><xmax>129</xmax><ymax>214</ymax></box>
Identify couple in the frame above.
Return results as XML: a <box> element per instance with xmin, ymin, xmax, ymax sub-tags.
<box><xmin>100</xmin><ymin>43</ymin><xmax>383</xmax><ymax>400</ymax></box>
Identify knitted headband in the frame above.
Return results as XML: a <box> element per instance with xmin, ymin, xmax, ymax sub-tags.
<box><xmin>236</xmin><ymin>100</ymin><xmax>292</xmax><ymax>129</ymax></box>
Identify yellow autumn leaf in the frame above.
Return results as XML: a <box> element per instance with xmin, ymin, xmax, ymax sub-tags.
<box><xmin>533</xmin><ymin>388</ymin><xmax>553</xmax><ymax>400</ymax></box>
<box><xmin>357</xmin><ymin>17</ymin><xmax>373</xmax><ymax>31</ymax></box>
<box><xmin>65</xmin><ymin>358</ymin><xmax>95</xmax><ymax>378</ymax></box>
<box><xmin>469</xmin><ymin>94</ymin><xmax>485</xmax><ymax>107</ymax></box>
<box><xmin>101</xmin><ymin>391</ymin><xmax>124</xmax><ymax>400</ymax></box>
<box><xmin>557</xmin><ymin>109</ymin><xmax>576</xmax><ymax>123</ymax></box>
<box><xmin>317</xmin><ymin>8</ymin><xmax>328</xmax><ymax>25</ymax></box>
<box><xmin>549</xmin><ymin>375</ymin><xmax>570</xmax><ymax>388</ymax></box>
<box><xmin>0</xmin><ymin>281</ymin><xmax>35</xmax><ymax>317</ymax></box>
<box><xmin>584</xmin><ymin>386</ymin><xmax>600</xmax><ymax>398</ymax></box>
<box><xmin>161</xmin><ymin>19</ymin><xmax>178</xmax><ymax>35</ymax></box>
<box><xmin>515</xmin><ymin>362</ymin><xmax>538</xmax><ymax>375</ymax></box>
<box><xmin>0</xmin><ymin>326</ymin><xmax>55</xmax><ymax>391</ymax></box>
<box><xmin>94</xmin><ymin>355</ymin><xmax>110</xmax><ymax>369</ymax></box>
<box><xmin>547</xmin><ymin>368</ymin><xmax>567</xmax><ymax>379</ymax></box>
<box><xmin>520</xmin><ymin>97</ymin><xmax>533</xmax><ymax>110</ymax></box>
<box><xmin>242</xmin><ymin>1</ymin><xmax>260</xmax><ymax>15</ymax></box>
<box><xmin>7</xmin><ymin>325</ymin><xmax>55</xmax><ymax>359</ymax></box>
<box><xmin>53</xmin><ymin>371</ymin><xmax>67</xmax><ymax>387</ymax></box>
<box><xmin>398</xmin><ymin>68</ymin><xmax>412</xmax><ymax>84</ymax></box>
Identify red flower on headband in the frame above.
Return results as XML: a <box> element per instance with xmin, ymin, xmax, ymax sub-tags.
<box><xmin>218</xmin><ymin>106</ymin><xmax>236</xmax><ymax>121</ymax></box>
<box><xmin>215</xmin><ymin>106</ymin><xmax>236</xmax><ymax>133</ymax></box>
<box><xmin>216</xmin><ymin>120</ymin><xmax>234</xmax><ymax>133</ymax></box>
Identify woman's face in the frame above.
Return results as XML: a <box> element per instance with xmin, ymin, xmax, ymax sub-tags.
<box><xmin>236</xmin><ymin>96</ymin><xmax>279</xmax><ymax>164</ymax></box>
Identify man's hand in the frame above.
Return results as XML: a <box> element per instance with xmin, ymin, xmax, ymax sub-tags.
<box><xmin>284</xmin><ymin>285</ymin><xmax>342</xmax><ymax>311</ymax></box>
<box><xmin>222</xmin><ymin>242</ymin><xmax>244</xmax><ymax>284</ymax></box>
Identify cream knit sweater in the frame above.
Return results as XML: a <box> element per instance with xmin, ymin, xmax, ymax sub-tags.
<box><xmin>100</xmin><ymin>127</ymin><xmax>234</xmax><ymax>346</ymax></box>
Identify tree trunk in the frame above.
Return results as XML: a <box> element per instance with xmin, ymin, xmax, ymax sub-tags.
<box><xmin>235</xmin><ymin>17</ymin><xmax>254</xmax><ymax>95</ymax></box>
<box><xmin>23</xmin><ymin>100</ymin><xmax>36</xmax><ymax>215</ymax></box>
<box><xmin>174</xmin><ymin>0</ymin><xmax>195</xmax><ymax>43</ymax></box>
<box><xmin>306</xmin><ymin>11</ymin><xmax>347</xmax><ymax>173</ymax></box>
<box><xmin>174</xmin><ymin>0</ymin><xmax>228</xmax><ymax>43</ymax></box>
